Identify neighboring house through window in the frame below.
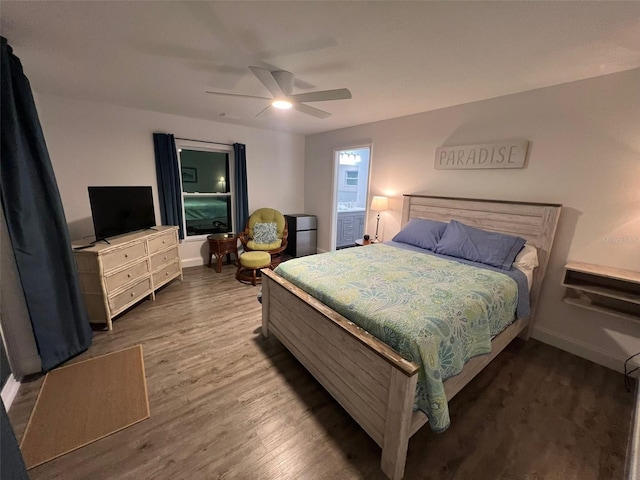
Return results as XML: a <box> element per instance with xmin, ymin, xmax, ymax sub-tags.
<box><xmin>176</xmin><ymin>141</ymin><xmax>234</xmax><ymax>237</ymax></box>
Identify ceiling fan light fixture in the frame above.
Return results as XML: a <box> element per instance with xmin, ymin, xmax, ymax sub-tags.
<box><xmin>272</xmin><ymin>99</ymin><xmax>293</xmax><ymax>110</ymax></box>
<box><xmin>207</xmin><ymin>67</ymin><xmax>350</xmax><ymax>119</ymax></box>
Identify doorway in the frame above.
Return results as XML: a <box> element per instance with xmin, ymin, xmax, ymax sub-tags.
<box><xmin>332</xmin><ymin>146</ymin><xmax>371</xmax><ymax>250</ymax></box>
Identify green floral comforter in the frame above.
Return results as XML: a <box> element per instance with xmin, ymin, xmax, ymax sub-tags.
<box><xmin>274</xmin><ymin>243</ymin><xmax>519</xmax><ymax>432</ymax></box>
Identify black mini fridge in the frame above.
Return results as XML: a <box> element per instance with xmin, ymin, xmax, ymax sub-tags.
<box><xmin>284</xmin><ymin>214</ymin><xmax>317</xmax><ymax>257</ymax></box>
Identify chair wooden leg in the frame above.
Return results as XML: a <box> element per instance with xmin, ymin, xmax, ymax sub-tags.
<box><xmin>236</xmin><ymin>265</ymin><xmax>264</xmax><ymax>286</ymax></box>
<box><xmin>270</xmin><ymin>253</ymin><xmax>282</xmax><ymax>268</ymax></box>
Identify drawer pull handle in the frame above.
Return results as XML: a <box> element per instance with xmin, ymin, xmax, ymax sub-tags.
<box><xmin>124</xmin><ymin>254</ymin><xmax>129</xmax><ymax>258</ymax></box>
<box><xmin>130</xmin><ymin>292</ymin><xmax>135</xmax><ymax>297</ymax></box>
<box><xmin>163</xmin><ymin>256</ymin><xmax>167</xmax><ymax>260</ymax></box>
<box><xmin>162</xmin><ymin>240</ymin><xmax>166</xmax><ymax>244</ymax></box>
<box><xmin>127</xmin><ymin>273</ymin><xmax>131</xmax><ymax>278</ymax></box>
<box><xmin>166</xmin><ymin>272</ymin><xmax>169</xmax><ymax>276</ymax></box>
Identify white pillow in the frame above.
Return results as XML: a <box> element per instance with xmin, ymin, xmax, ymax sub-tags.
<box><xmin>513</xmin><ymin>244</ymin><xmax>538</xmax><ymax>291</ymax></box>
<box><xmin>514</xmin><ymin>244</ymin><xmax>538</xmax><ymax>269</ymax></box>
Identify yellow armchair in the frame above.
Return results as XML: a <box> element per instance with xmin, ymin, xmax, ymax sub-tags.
<box><xmin>239</xmin><ymin>208</ymin><xmax>289</xmax><ymax>263</ymax></box>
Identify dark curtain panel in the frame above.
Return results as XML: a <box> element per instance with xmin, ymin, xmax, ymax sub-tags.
<box><xmin>0</xmin><ymin>37</ymin><xmax>92</xmax><ymax>372</ymax></box>
<box><xmin>153</xmin><ymin>133</ymin><xmax>184</xmax><ymax>239</ymax></box>
<box><xmin>1</xmin><ymin>401</ymin><xmax>28</xmax><ymax>480</ymax></box>
<box><xmin>233</xmin><ymin>143</ymin><xmax>249</xmax><ymax>231</ymax></box>
<box><xmin>1</xmin><ymin>340</ymin><xmax>11</xmax><ymax>389</ymax></box>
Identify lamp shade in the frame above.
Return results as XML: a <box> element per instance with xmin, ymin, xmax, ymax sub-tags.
<box><xmin>370</xmin><ymin>196</ymin><xmax>389</xmax><ymax>212</ymax></box>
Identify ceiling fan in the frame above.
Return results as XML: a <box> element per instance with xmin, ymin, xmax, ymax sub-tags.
<box><xmin>205</xmin><ymin>66</ymin><xmax>352</xmax><ymax>119</ymax></box>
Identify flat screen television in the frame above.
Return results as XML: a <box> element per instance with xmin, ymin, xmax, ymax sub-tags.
<box><xmin>88</xmin><ymin>186</ymin><xmax>156</xmax><ymax>241</ymax></box>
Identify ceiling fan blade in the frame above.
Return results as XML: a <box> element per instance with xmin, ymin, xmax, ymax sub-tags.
<box><xmin>294</xmin><ymin>103</ymin><xmax>331</xmax><ymax>119</ymax></box>
<box><xmin>255</xmin><ymin>104</ymin><xmax>272</xmax><ymax>118</ymax></box>
<box><xmin>248</xmin><ymin>66</ymin><xmax>284</xmax><ymax>98</ymax></box>
<box><xmin>205</xmin><ymin>91</ymin><xmax>271</xmax><ymax>100</ymax></box>
<box><xmin>288</xmin><ymin>88</ymin><xmax>352</xmax><ymax>103</ymax></box>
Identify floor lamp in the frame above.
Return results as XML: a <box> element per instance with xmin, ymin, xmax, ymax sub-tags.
<box><xmin>370</xmin><ymin>196</ymin><xmax>389</xmax><ymax>242</ymax></box>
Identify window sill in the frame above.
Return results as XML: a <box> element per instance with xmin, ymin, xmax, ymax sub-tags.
<box><xmin>183</xmin><ymin>235</ymin><xmax>210</xmax><ymax>243</ymax></box>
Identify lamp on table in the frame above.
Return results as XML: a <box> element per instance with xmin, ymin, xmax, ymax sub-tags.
<box><xmin>370</xmin><ymin>196</ymin><xmax>389</xmax><ymax>242</ymax></box>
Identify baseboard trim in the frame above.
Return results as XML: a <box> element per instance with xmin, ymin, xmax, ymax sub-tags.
<box><xmin>1</xmin><ymin>375</ymin><xmax>20</xmax><ymax>411</ymax></box>
<box><xmin>531</xmin><ymin>326</ymin><xmax>639</xmax><ymax>377</ymax></box>
<box><xmin>181</xmin><ymin>257</ymin><xmax>206</xmax><ymax>268</ymax></box>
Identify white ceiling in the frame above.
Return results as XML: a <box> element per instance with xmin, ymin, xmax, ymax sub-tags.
<box><xmin>2</xmin><ymin>1</ymin><xmax>640</xmax><ymax>136</ymax></box>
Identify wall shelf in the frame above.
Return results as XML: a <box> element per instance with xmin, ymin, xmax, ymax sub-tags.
<box><xmin>562</xmin><ymin>261</ymin><xmax>640</xmax><ymax>322</ymax></box>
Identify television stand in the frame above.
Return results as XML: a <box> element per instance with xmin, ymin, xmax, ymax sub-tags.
<box><xmin>72</xmin><ymin>226</ymin><xmax>182</xmax><ymax>330</ymax></box>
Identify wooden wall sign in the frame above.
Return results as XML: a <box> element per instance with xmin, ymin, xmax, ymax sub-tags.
<box><xmin>434</xmin><ymin>140</ymin><xmax>529</xmax><ymax>170</ymax></box>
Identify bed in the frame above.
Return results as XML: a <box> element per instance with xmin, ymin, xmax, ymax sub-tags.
<box><xmin>260</xmin><ymin>195</ymin><xmax>561</xmax><ymax>479</ymax></box>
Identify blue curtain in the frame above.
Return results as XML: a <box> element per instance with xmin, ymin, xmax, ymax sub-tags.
<box><xmin>233</xmin><ymin>143</ymin><xmax>249</xmax><ymax>232</ymax></box>
<box><xmin>1</xmin><ymin>401</ymin><xmax>28</xmax><ymax>479</ymax></box>
<box><xmin>0</xmin><ymin>340</ymin><xmax>10</xmax><ymax>389</ymax></box>
<box><xmin>0</xmin><ymin>37</ymin><xmax>92</xmax><ymax>371</ymax></box>
<box><xmin>153</xmin><ymin>133</ymin><xmax>184</xmax><ymax>239</ymax></box>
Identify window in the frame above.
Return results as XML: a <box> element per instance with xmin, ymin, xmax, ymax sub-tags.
<box><xmin>345</xmin><ymin>170</ymin><xmax>358</xmax><ymax>186</ymax></box>
<box><xmin>178</xmin><ymin>147</ymin><xmax>234</xmax><ymax>237</ymax></box>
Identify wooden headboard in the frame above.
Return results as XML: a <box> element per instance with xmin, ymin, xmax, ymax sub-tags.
<box><xmin>401</xmin><ymin>194</ymin><xmax>562</xmax><ymax>334</ymax></box>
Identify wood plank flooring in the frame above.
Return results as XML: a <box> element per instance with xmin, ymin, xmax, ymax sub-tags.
<box><xmin>8</xmin><ymin>265</ymin><xmax>635</xmax><ymax>479</ymax></box>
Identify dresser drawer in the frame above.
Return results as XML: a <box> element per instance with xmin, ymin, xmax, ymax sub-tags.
<box><xmin>108</xmin><ymin>277</ymin><xmax>152</xmax><ymax>314</ymax></box>
<box><xmin>150</xmin><ymin>246</ymin><xmax>179</xmax><ymax>271</ymax></box>
<box><xmin>148</xmin><ymin>230</ymin><xmax>177</xmax><ymax>255</ymax></box>
<box><xmin>153</xmin><ymin>260</ymin><xmax>181</xmax><ymax>288</ymax></box>
<box><xmin>342</xmin><ymin>216</ymin><xmax>355</xmax><ymax>226</ymax></box>
<box><xmin>102</xmin><ymin>242</ymin><xmax>147</xmax><ymax>272</ymax></box>
<box><xmin>104</xmin><ymin>259</ymin><xmax>150</xmax><ymax>294</ymax></box>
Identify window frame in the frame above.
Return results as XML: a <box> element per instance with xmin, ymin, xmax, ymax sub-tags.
<box><xmin>345</xmin><ymin>170</ymin><xmax>359</xmax><ymax>187</ymax></box>
<box><xmin>175</xmin><ymin>140</ymin><xmax>235</xmax><ymax>242</ymax></box>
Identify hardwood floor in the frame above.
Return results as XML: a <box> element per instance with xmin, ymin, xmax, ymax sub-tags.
<box><xmin>9</xmin><ymin>265</ymin><xmax>635</xmax><ymax>479</ymax></box>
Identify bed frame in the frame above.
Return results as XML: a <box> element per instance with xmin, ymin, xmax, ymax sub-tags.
<box><xmin>261</xmin><ymin>195</ymin><xmax>561</xmax><ymax>479</ymax></box>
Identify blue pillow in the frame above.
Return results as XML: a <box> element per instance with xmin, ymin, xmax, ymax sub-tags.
<box><xmin>392</xmin><ymin>218</ymin><xmax>448</xmax><ymax>251</ymax></box>
<box><xmin>434</xmin><ymin>220</ymin><xmax>526</xmax><ymax>270</ymax></box>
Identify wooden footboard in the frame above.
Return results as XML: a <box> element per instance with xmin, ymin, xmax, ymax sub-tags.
<box><xmin>627</xmin><ymin>380</ymin><xmax>640</xmax><ymax>480</ymax></box>
<box><xmin>261</xmin><ymin>268</ymin><xmax>530</xmax><ymax>479</ymax></box>
<box><xmin>262</xmin><ymin>268</ymin><xmax>419</xmax><ymax>479</ymax></box>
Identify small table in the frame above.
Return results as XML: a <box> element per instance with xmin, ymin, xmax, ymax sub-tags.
<box><xmin>207</xmin><ymin>233</ymin><xmax>239</xmax><ymax>273</ymax></box>
<box><xmin>355</xmin><ymin>238</ymin><xmax>378</xmax><ymax>246</ymax></box>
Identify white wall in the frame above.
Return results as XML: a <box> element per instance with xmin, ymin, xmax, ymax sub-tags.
<box><xmin>35</xmin><ymin>94</ymin><xmax>305</xmax><ymax>266</ymax></box>
<box><xmin>305</xmin><ymin>68</ymin><xmax>640</xmax><ymax>373</ymax></box>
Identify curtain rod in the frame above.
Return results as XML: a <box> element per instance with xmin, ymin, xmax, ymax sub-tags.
<box><xmin>175</xmin><ymin>137</ymin><xmax>233</xmax><ymax>147</ymax></box>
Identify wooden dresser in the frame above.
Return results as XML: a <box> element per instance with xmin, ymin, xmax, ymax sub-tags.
<box><xmin>73</xmin><ymin>226</ymin><xmax>182</xmax><ymax>330</ymax></box>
